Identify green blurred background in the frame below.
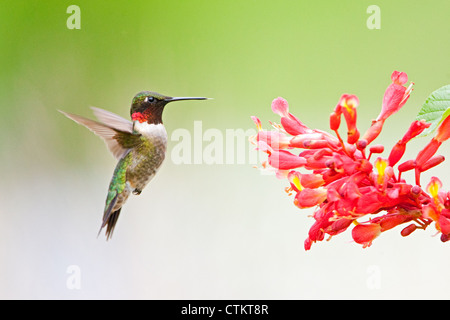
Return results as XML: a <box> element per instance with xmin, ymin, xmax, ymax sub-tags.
<box><xmin>1</xmin><ymin>0</ymin><xmax>449</xmax><ymax>299</ymax></box>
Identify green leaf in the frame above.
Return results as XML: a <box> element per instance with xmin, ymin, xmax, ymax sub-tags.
<box><xmin>415</xmin><ymin>85</ymin><xmax>450</xmax><ymax>137</ymax></box>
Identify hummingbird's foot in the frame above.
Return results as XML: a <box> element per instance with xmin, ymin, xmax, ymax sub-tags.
<box><xmin>132</xmin><ymin>188</ymin><xmax>142</xmax><ymax>195</ymax></box>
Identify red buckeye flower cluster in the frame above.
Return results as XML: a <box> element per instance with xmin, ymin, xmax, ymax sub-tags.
<box><xmin>251</xmin><ymin>71</ymin><xmax>450</xmax><ymax>250</ymax></box>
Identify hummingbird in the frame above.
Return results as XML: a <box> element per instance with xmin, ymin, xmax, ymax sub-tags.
<box><xmin>59</xmin><ymin>91</ymin><xmax>208</xmax><ymax>239</ymax></box>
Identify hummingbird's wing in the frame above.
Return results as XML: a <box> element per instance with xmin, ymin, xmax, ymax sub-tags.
<box><xmin>59</xmin><ymin>110</ymin><xmax>141</xmax><ymax>160</ymax></box>
<box><xmin>90</xmin><ymin>107</ymin><xmax>133</xmax><ymax>133</ymax></box>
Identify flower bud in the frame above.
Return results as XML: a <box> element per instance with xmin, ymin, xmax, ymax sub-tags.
<box><xmin>419</xmin><ymin>155</ymin><xmax>445</xmax><ymax>172</ymax></box>
<box><xmin>329</xmin><ymin>111</ymin><xmax>341</xmax><ymax>131</ymax></box>
<box><xmin>356</xmin><ymin>139</ymin><xmax>367</xmax><ymax>150</ymax></box>
<box><xmin>370</xmin><ymin>144</ymin><xmax>384</xmax><ymax>154</ymax></box>
<box><xmin>415</xmin><ymin>138</ymin><xmax>441</xmax><ymax>167</ymax></box>
<box><xmin>388</xmin><ymin>142</ymin><xmax>406</xmax><ymax>166</ymax></box>
<box><xmin>398</xmin><ymin>160</ymin><xmax>416</xmax><ymax>172</ymax></box>
<box><xmin>401</xmin><ymin>224</ymin><xmax>416</xmax><ymax>237</ymax></box>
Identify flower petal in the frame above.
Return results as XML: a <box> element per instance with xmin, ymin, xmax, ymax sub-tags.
<box><xmin>268</xmin><ymin>150</ymin><xmax>306</xmax><ymax>170</ymax></box>
<box><xmin>352</xmin><ymin>223</ymin><xmax>382</xmax><ymax>248</ymax></box>
<box><xmin>295</xmin><ymin>188</ymin><xmax>327</xmax><ymax>208</ymax></box>
<box><xmin>271</xmin><ymin>97</ymin><xmax>289</xmax><ymax>117</ymax></box>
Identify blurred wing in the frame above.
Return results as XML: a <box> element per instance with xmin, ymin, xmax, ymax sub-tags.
<box><xmin>90</xmin><ymin>107</ymin><xmax>133</xmax><ymax>133</ymax></box>
<box><xmin>59</xmin><ymin>110</ymin><xmax>140</xmax><ymax>159</ymax></box>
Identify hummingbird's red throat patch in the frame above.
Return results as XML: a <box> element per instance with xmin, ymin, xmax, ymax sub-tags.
<box><xmin>131</xmin><ymin>112</ymin><xmax>147</xmax><ymax>123</ymax></box>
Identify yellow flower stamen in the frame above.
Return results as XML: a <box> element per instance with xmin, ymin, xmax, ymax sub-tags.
<box><xmin>427</xmin><ymin>178</ymin><xmax>441</xmax><ymax>202</ymax></box>
<box><xmin>291</xmin><ymin>174</ymin><xmax>303</xmax><ymax>191</ymax></box>
<box><xmin>375</xmin><ymin>158</ymin><xmax>388</xmax><ymax>185</ymax></box>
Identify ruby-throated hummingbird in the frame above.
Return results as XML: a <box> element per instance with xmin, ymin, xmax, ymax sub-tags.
<box><xmin>59</xmin><ymin>91</ymin><xmax>208</xmax><ymax>239</ymax></box>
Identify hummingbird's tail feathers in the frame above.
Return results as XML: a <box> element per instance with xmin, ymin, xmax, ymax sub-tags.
<box><xmin>100</xmin><ymin>156</ymin><xmax>131</xmax><ymax>240</ymax></box>
<box><xmin>98</xmin><ymin>192</ymin><xmax>117</xmax><ymax>238</ymax></box>
<box><xmin>104</xmin><ymin>208</ymin><xmax>122</xmax><ymax>240</ymax></box>
<box><xmin>58</xmin><ymin>110</ymin><xmax>136</xmax><ymax>160</ymax></box>
<box><xmin>98</xmin><ymin>192</ymin><xmax>122</xmax><ymax>240</ymax></box>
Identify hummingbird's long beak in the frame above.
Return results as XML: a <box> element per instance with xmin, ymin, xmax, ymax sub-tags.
<box><xmin>164</xmin><ymin>97</ymin><xmax>210</xmax><ymax>102</ymax></box>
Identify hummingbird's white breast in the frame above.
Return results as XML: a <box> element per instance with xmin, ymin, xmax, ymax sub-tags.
<box><xmin>133</xmin><ymin>121</ymin><xmax>168</xmax><ymax>149</ymax></box>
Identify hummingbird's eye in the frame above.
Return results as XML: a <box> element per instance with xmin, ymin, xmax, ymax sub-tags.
<box><xmin>146</xmin><ymin>96</ymin><xmax>155</xmax><ymax>103</ymax></box>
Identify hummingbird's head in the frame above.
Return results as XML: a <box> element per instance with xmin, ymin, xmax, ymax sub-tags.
<box><xmin>130</xmin><ymin>91</ymin><xmax>208</xmax><ymax>124</ymax></box>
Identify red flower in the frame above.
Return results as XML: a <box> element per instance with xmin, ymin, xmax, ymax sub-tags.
<box><xmin>271</xmin><ymin>97</ymin><xmax>312</xmax><ymax>135</ymax></box>
<box><xmin>361</xmin><ymin>71</ymin><xmax>414</xmax><ymax>145</ymax></box>
<box><xmin>377</xmin><ymin>71</ymin><xmax>412</xmax><ymax>122</ymax></box>
<box><xmin>251</xmin><ymin>70</ymin><xmax>450</xmax><ymax>250</ymax></box>
<box><xmin>335</xmin><ymin>94</ymin><xmax>360</xmax><ymax>144</ymax></box>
